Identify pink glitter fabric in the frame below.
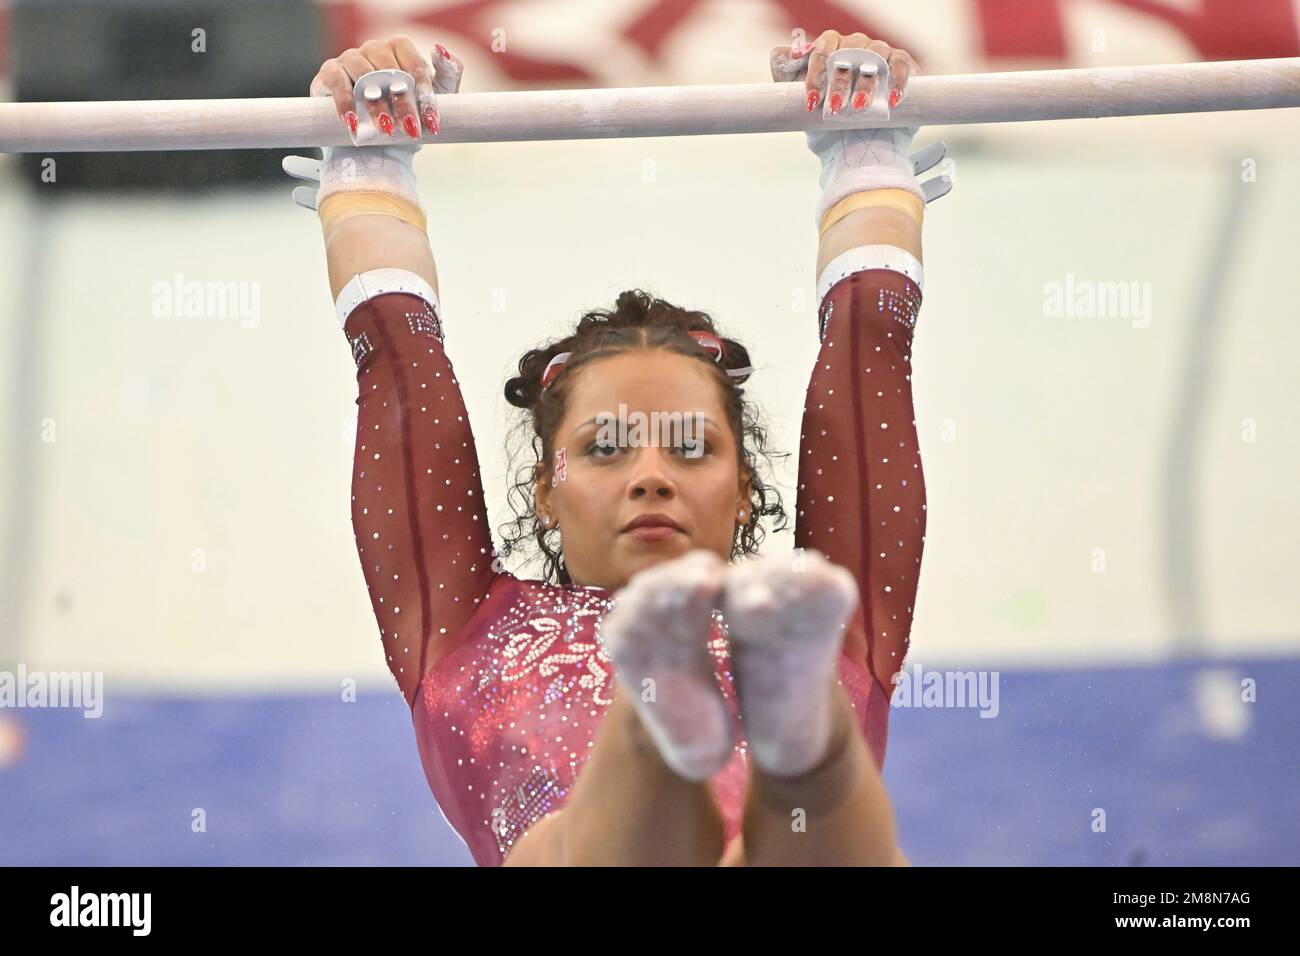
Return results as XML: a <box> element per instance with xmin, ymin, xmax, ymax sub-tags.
<box><xmin>343</xmin><ymin>265</ymin><xmax>925</xmax><ymax>865</ymax></box>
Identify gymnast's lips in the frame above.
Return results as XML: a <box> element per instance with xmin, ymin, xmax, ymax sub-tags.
<box><xmin>621</xmin><ymin>513</ymin><xmax>685</xmax><ymax>534</ymax></box>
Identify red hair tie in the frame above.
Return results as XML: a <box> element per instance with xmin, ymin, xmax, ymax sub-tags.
<box><xmin>540</xmin><ymin>351</ymin><xmax>571</xmax><ymax>390</ymax></box>
<box><xmin>687</xmin><ymin>330</ymin><xmax>725</xmax><ymax>363</ymax></box>
<box><xmin>690</xmin><ymin>331</ymin><xmax>754</xmax><ymax>380</ymax></box>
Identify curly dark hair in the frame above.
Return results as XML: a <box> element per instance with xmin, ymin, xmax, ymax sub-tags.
<box><xmin>495</xmin><ymin>289</ymin><xmax>791</xmax><ymax>585</ymax></box>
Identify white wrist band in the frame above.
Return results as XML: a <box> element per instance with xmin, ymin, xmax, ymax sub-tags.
<box><xmin>816</xmin><ymin>244</ymin><xmax>924</xmax><ymax>303</ymax></box>
<box><xmin>335</xmin><ymin>268</ymin><xmax>441</xmax><ymax>328</ymax></box>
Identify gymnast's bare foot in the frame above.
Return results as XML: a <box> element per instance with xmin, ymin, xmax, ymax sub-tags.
<box><xmin>599</xmin><ymin>549</ymin><xmax>734</xmax><ymax>781</ymax></box>
<box><xmin>723</xmin><ymin>548</ymin><xmax>859</xmax><ymax>776</ymax></box>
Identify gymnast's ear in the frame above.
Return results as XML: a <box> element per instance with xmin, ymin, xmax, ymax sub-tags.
<box><xmin>736</xmin><ymin>462</ymin><xmax>754</xmax><ymax>513</ymax></box>
<box><xmin>534</xmin><ymin>460</ymin><xmax>551</xmax><ymax>515</ymax></box>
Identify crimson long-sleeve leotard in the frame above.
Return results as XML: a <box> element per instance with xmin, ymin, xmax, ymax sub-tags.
<box><xmin>341</xmin><ymin>249</ymin><xmax>925</xmax><ymax>866</ymax></box>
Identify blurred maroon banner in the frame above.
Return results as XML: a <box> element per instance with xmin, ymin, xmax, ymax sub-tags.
<box><xmin>1</xmin><ymin>0</ymin><xmax>1296</xmax><ymax>85</ymax></box>
<box><xmin>329</xmin><ymin>0</ymin><xmax>1299</xmax><ymax>82</ymax></box>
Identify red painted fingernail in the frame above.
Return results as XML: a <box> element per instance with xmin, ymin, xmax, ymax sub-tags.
<box><xmin>344</xmin><ymin>111</ymin><xmax>358</xmax><ymax>135</ymax></box>
<box><xmin>378</xmin><ymin>113</ymin><xmax>394</xmax><ymax>135</ymax></box>
<box><xmin>423</xmin><ymin>108</ymin><xmax>439</xmax><ymax>135</ymax></box>
<box><xmin>435</xmin><ymin>43</ymin><xmax>452</xmax><ymax>61</ymax></box>
<box><xmin>805</xmin><ymin>88</ymin><xmax>819</xmax><ymax>112</ymax></box>
<box><xmin>852</xmin><ymin>90</ymin><xmax>867</xmax><ymax>111</ymax></box>
<box><xmin>403</xmin><ymin>115</ymin><xmax>420</xmax><ymax>139</ymax></box>
<box><xmin>889</xmin><ymin>88</ymin><xmax>902</xmax><ymax>108</ymax></box>
<box><xmin>792</xmin><ymin>42</ymin><xmax>813</xmax><ymax>59</ymax></box>
<box><xmin>829</xmin><ymin>92</ymin><xmax>843</xmax><ymax>114</ymax></box>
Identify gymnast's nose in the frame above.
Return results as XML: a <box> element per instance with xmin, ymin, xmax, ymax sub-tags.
<box><xmin>627</xmin><ymin>446</ymin><xmax>677</xmax><ymax>501</ymax></box>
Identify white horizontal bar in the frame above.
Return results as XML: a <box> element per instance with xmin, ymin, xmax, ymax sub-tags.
<box><xmin>1</xmin><ymin>58</ymin><xmax>1296</xmax><ymax>153</ymax></box>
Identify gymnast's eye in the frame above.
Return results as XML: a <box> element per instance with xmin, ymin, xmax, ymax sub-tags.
<box><xmin>585</xmin><ymin>440</ymin><xmax>620</xmax><ymax>458</ymax></box>
<box><xmin>673</xmin><ymin>438</ymin><xmax>711</xmax><ymax>457</ymax></box>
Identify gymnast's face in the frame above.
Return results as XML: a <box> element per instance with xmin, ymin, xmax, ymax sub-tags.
<box><xmin>536</xmin><ymin>349</ymin><xmax>751</xmax><ymax>593</ymax></box>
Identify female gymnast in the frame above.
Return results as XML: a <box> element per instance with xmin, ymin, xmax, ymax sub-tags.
<box><xmin>284</xmin><ymin>28</ymin><xmax>939</xmax><ymax>866</ymax></box>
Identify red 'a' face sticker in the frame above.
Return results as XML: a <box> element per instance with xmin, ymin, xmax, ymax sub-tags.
<box><xmin>551</xmin><ymin>446</ymin><xmax>568</xmax><ymax>487</ymax></box>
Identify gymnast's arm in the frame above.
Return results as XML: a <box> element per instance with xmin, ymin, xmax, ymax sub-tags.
<box><xmin>782</xmin><ymin>25</ymin><xmax>933</xmax><ymax>693</ymax></box>
<box><xmin>309</xmin><ymin>35</ymin><xmax>453</xmax><ymax>300</ymax></box>
<box><xmin>326</xmin><ymin>213</ymin><xmax>501</xmax><ymax>710</ymax></box>
<box><xmin>817</xmin><ymin>203</ymin><xmax>921</xmax><ymax>272</ymax></box>
<box><xmin>797</xmin><ymin>195</ymin><xmax>928</xmax><ymax>693</ymax></box>
<box><xmin>325</xmin><ymin>215</ymin><xmax>437</xmax><ymax>301</ymax></box>
<box><xmin>333</xmin><ymin>216</ymin><xmax>504</xmax><ymax>711</ymax></box>
<box><xmin>288</xmin><ymin>39</ymin><xmax>501</xmax><ymax>708</ymax></box>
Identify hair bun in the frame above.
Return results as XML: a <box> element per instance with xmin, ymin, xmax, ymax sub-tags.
<box><xmin>720</xmin><ymin>335</ymin><xmax>753</xmax><ymax>385</ymax></box>
<box><xmin>505</xmin><ymin>345</ymin><xmax>569</xmax><ymax>409</ymax></box>
<box><xmin>503</xmin><ymin>375</ymin><xmax>534</xmax><ymax>409</ymax></box>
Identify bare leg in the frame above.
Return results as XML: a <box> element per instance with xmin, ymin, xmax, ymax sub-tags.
<box><xmin>740</xmin><ymin>678</ymin><xmax>901</xmax><ymax>866</ymax></box>
<box><xmin>722</xmin><ymin>549</ymin><xmax>904</xmax><ymax>866</ymax></box>
<box><xmin>503</xmin><ymin>691</ymin><xmax>726</xmax><ymax>866</ymax></box>
<box><xmin>506</xmin><ymin>550</ymin><xmax>736</xmax><ymax>866</ymax></box>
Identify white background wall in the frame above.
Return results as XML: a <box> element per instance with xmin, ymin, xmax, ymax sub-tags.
<box><xmin>1</xmin><ymin>1</ymin><xmax>1296</xmax><ymax>692</ymax></box>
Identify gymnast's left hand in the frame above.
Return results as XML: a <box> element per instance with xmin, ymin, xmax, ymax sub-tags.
<box><xmin>769</xmin><ymin>29</ymin><xmax>919</xmax><ymax>114</ymax></box>
<box><xmin>771</xmin><ymin>29</ymin><xmax>951</xmax><ymax>220</ymax></box>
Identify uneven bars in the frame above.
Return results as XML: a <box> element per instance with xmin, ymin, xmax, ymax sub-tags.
<box><xmin>1</xmin><ymin>58</ymin><xmax>1297</xmax><ymax>153</ymax></box>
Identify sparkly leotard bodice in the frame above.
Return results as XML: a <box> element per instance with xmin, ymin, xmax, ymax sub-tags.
<box><xmin>341</xmin><ymin>248</ymin><xmax>926</xmax><ymax>865</ymax></box>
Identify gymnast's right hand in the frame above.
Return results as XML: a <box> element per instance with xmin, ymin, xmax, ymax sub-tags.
<box><xmin>309</xmin><ymin>35</ymin><xmax>464</xmax><ymax>141</ymax></box>
<box><xmin>282</xmin><ymin>36</ymin><xmax>464</xmax><ymax>213</ymax></box>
